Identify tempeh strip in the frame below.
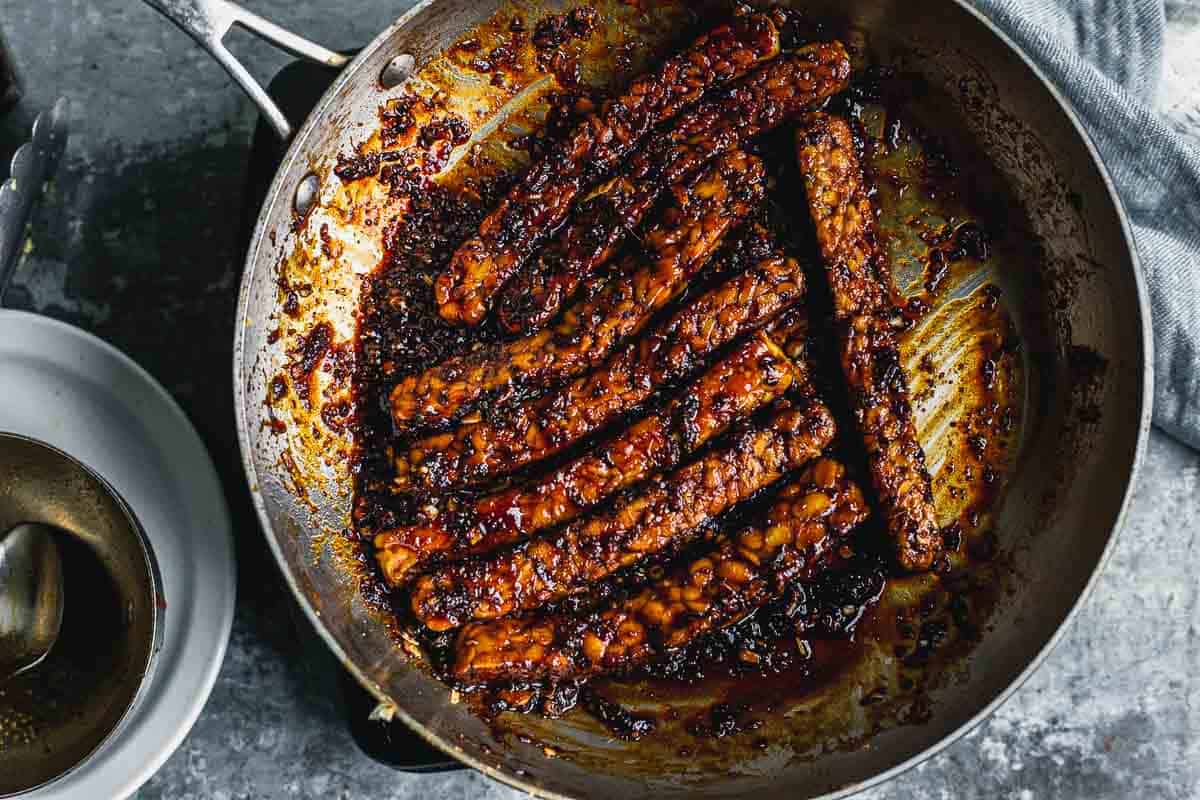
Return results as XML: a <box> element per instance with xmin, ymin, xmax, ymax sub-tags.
<box><xmin>435</xmin><ymin>13</ymin><xmax>781</xmax><ymax>326</ymax></box>
<box><xmin>410</xmin><ymin>401</ymin><xmax>836</xmax><ymax>631</ymax></box>
<box><xmin>391</xmin><ymin>150</ymin><xmax>766</xmax><ymax>435</ymax></box>
<box><xmin>795</xmin><ymin>112</ymin><xmax>940</xmax><ymax>571</ymax></box>
<box><xmin>395</xmin><ymin>229</ymin><xmax>805</xmax><ymax>491</ymax></box>
<box><xmin>496</xmin><ymin>174</ymin><xmax>651</xmax><ymax>334</ymax></box>
<box><xmin>376</xmin><ymin>330</ymin><xmax>799</xmax><ymax>585</ymax></box>
<box><xmin>840</xmin><ymin>314</ymin><xmax>940</xmax><ymax>569</ymax></box>
<box><xmin>795</xmin><ymin>111</ymin><xmax>889</xmax><ymax>319</ymax></box>
<box><xmin>452</xmin><ymin>458</ymin><xmax>868</xmax><ymax>682</ymax></box>
<box><xmin>496</xmin><ymin>41</ymin><xmax>852</xmax><ymax>333</ymax></box>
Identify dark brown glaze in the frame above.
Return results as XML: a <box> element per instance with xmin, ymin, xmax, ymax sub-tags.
<box><xmin>532</xmin><ymin>8</ymin><xmax>599</xmax><ymax>55</ymax></box>
<box><xmin>289</xmin><ymin>322</ymin><xmax>333</xmax><ymax>407</ymax></box>
<box><xmin>452</xmin><ymin>458</ymin><xmax>868</xmax><ymax>683</ymax></box>
<box><xmin>394</xmin><ymin>223</ymin><xmax>803</xmax><ymax>492</ymax></box>
<box><xmin>795</xmin><ymin>112</ymin><xmax>939</xmax><ymax>572</ymax></box>
<box><xmin>840</xmin><ymin>313</ymin><xmax>941</xmax><ymax>570</ymax></box>
<box><xmin>434</xmin><ymin>12</ymin><xmax>781</xmax><ymax>326</ymax></box>
<box><xmin>495</xmin><ymin>173</ymin><xmax>652</xmax><ymax>335</ymax></box>
<box><xmin>496</xmin><ymin>41</ymin><xmax>853</xmax><ymax>333</ymax></box>
<box><xmin>346</xmin><ymin>28</ymin><xmax>1027</xmax><ymax>744</ymax></box>
<box><xmin>375</xmin><ymin>331</ymin><xmax>798</xmax><ymax>585</ymax></box>
<box><xmin>390</xmin><ymin>149</ymin><xmax>767</xmax><ymax>436</ymax></box>
<box><xmin>410</xmin><ymin>400</ymin><xmax>836</xmax><ymax>631</ymax></box>
<box><xmin>794</xmin><ymin>113</ymin><xmax>889</xmax><ymax>320</ymax></box>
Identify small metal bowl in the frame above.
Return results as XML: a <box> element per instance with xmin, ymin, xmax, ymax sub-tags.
<box><xmin>0</xmin><ymin>433</ymin><xmax>163</xmax><ymax>797</ymax></box>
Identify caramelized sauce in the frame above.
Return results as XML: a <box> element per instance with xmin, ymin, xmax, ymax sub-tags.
<box><xmin>333</xmin><ymin>6</ymin><xmax>1025</xmax><ymax>760</ymax></box>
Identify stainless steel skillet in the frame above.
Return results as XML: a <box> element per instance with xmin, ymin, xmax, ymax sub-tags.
<box><xmin>145</xmin><ymin>0</ymin><xmax>1151</xmax><ymax>797</ymax></box>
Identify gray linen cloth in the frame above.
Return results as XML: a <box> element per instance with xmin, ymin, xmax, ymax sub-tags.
<box><xmin>970</xmin><ymin>0</ymin><xmax>1200</xmax><ymax>449</ymax></box>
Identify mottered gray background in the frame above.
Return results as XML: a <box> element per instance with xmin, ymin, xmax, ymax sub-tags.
<box><xmin>1</xmin><ymin>1</ymin><xmax>1198</xmax><ymax>797</ymax></box>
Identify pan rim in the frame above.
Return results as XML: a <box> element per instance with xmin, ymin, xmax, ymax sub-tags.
<box><xmin>820</xmin><ymin>0</ymin><xmax>1155</xmax><ymax>794</ymax></box>
<box><xmin>230</xmin><ymin>0</ymin><xmax>510</xmax><ymax>787</ymax></box>
<box><xmin>231</xmin><ymin>0</ymin><xmax>1154</xmax><ymax>796</ymax></box>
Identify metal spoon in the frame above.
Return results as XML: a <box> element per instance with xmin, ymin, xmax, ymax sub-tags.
<box><xmin>0</xmin><ymin>97</ymin><xmax>68</xmax><ymax>303</ymax></box>
<box><xmin>0</xmin><ymin>522</ymin><xmax>65</xmax><ymax>681</ymax></box>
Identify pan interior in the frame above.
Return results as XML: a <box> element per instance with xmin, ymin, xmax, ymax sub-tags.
<box><xmin>236</xmin><ymin>1</ymin><xmax>1147</xmax><ymax>798</ymax></box>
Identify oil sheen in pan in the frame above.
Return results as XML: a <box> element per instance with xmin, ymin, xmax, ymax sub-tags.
<box><xmin>261</xmin><ymin>0</ymin><xmax>1031</xmax><ymax>779</ymax></box>
<box><xmin>257</xmin><ymin>0</ymin><xmax>694</xmax><ymax>557</ymax></box>
<box><xmin>495</xmin><ymin>85</ymin><xmax>1031</xmax><ymax>770</ymax></box>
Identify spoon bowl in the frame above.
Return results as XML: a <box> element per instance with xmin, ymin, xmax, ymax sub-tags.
<box><xmin>0</xmin><ymin>522</ymin><xmax>65</xmax><ymax>681</ymax></box>
<box><xmin>0</xmin><ymin>432</ymin><xmax>162</xmax><ymax>797</ymax></box>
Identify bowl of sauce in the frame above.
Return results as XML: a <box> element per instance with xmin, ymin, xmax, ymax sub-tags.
<box><xmin>0</xmin><ymin>433</ymin><xmax>162</xmax><ymax>797</ymax></box>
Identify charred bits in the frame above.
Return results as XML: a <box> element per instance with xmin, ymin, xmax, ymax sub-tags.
<box><xmin>335</xmin><ymin>151</ymin><xmax>381</xmax><ymax>182</ymax></box>
<box><xmin>533</xmin><ymin>7</ymin><xmax>599</xmax><ymax>52</ymax></box>
<box><xmin>581</xmin><ymin>687</ymin><xmax>656</xmax><ymax>741</ymax></box>
<box><xmin>533</xmin><ymin>7</ymin><xmax>598</xmax><ymax>85</ymax></box>
<box><xmin>289</xmin><ymin>322</ymin><xmax>333</xmax><ymax>406</ymax></box>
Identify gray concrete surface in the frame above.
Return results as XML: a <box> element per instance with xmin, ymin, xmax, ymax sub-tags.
<box><xmin>1</xmin><ymin>1</ymin><xmax>1198</xmax><ymax>798</ymax></box>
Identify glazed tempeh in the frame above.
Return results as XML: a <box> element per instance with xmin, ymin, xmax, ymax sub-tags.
<box><xmin>394</xmin><ymin>229</ymin><xmax>805</xmax><ymax>491</ymax></box>
<box><xmin>840</xmin><ymin>313</ymin><xmax>940</xmax><ymax>570</ymax></box>
<box><xmin>795</xmin><ymin>112</ymin><xmax>940</xmax><ymax>571</ymax></box>
<box><xmin>390</xmin><ymin>150</ymin><xmax>766</xmax><ymax>435</ymax></box>
<box><xmin>434</xmin><ymin>13</ymin><xmax>781</xmax><ymax>326</ymax></box>
<box><xmin>495</xmin><ymin>174</ymin><xmax>646</xmax><ymax>335</ymax></box>
<box><xmin>794</xmin><ymin>112</ymin><xmax>890</xmax><ymax>319</ymax></box>
<box><xmin>410</xmin><ymin>401</ymin><xmax>836</xmax><ymax>631</ymax></box>
<box><xmin>452</xmin><ymin>459</ymin><xmax>868</xmax><ymax>682</ymax></box>
<box><xmin>496</xmin><ymin>41</ymin><xmax>853</xmax><ymax>333</ymax></box>
<box><xmin>376</xmin><ymin>331</ymin><xmax>799</xmax><ymax>585</ymax></box>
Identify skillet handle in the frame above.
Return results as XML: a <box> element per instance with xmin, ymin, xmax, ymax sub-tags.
<box><xmin>141</xmin><ymin>0</ymin><xmax>350</xmax><ymax>140</ymax></box>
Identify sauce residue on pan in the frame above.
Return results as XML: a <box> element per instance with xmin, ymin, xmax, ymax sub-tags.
<box><xmin>267</xmin><ymin>0</ymin><xmax>1033</xmax><ymax>777</ymax></box>
<box><xmin>420</xmin><ymin>61</ymin><xmax>1025</xmax><ymax>763</ymax></box>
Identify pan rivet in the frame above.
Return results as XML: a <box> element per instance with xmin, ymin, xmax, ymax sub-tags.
<box><xmin>380</xmin><ymin>54</ymin><xmax>416</xmax><ymax>90</ymax></box>
<box><xmin>295</xmin><ymin>173</ymin><xmax>319</xmax><ymax>216</ymax></box>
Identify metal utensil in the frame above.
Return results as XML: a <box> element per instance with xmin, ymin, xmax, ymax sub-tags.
<box><xmin>141</xmin><ymin>0</ymin><xmax>347</xmax><ymax>140</ymax></box>
<box><xmin>0</xmin><ymin>432</ymin><xmax>164</xmax><ymax>796</ymax></box>
<box><xmin>0</xmin><ymin>522</ymin><xmax>64</xmax><ymax>682</ymax></box>
<box><xmin>0</xmin><ymin>97</ymin><xmax>67</xmax><ymax>303</ymax></box>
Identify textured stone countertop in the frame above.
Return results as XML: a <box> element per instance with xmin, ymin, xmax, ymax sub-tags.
<box><xmin>2</xmin><ymin>1</ymin><xmax>1198</xmax><ymax>798</ymax></box>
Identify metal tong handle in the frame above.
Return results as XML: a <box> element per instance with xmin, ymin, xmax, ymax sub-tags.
<box><xmin>0</xmin><ymin>98</ymin><xmax>68</xmax><ymax>303</ymax></box>
<box><xmin>141</xmin><ymin>0</ymin><xmax>350</xmax><ymax>140</ymax></box>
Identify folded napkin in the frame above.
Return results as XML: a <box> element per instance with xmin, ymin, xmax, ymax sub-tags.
<box><xmin>971</xmin><ymin>0</ymin><xmax>1200</xmax><ymax>450</ymax></box>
